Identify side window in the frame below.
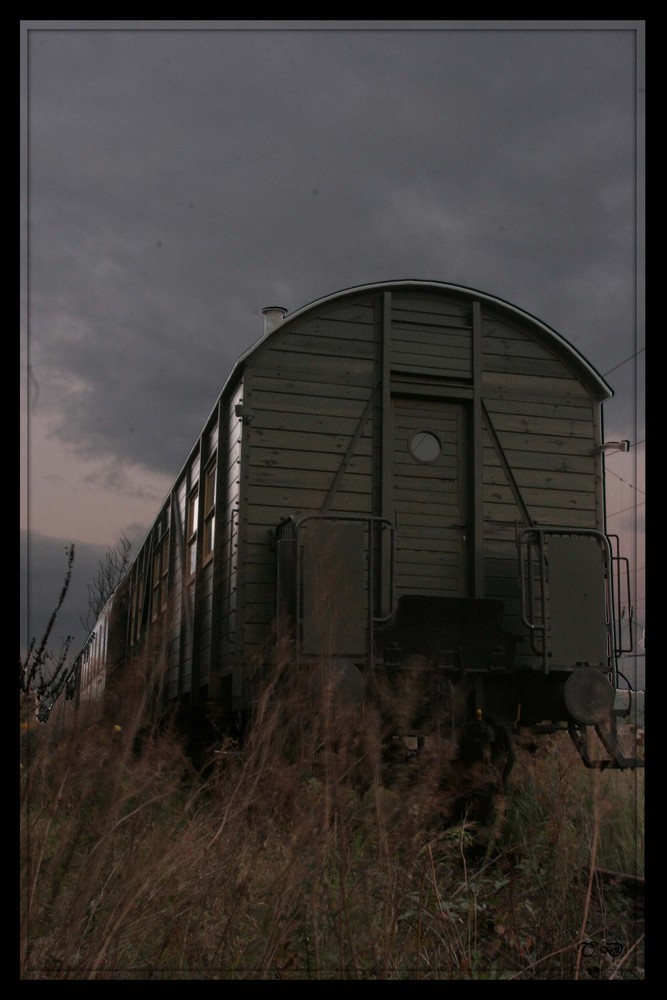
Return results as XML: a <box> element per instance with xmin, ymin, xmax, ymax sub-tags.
<box><xmin>409</xmin><ymin>430</ymin><xmax>442</xmax><ymax>463</ymax></box>
<box><xmin>129</xmin><ymin>548</ymin><xmax>153</xmax><ymax>644</ymax></box>
<box><xmin>151</xmin><ymin>546</ymin><xmax>162</xmax><ymax>622</ymax></box>
<box><xmin>187</xmin><ymin>488</ymin><xmax>199</xmax><ymax>579</ymax></box>
<box><xmin>160</xmin><ymin>531</ymin><xmax>170</xmax><ymax>611</ymax></box>
<box><xmin>129</xmin><ymin>575</ymin><xmax>137</xmax><ymax>643</ymax></box>
<box><xmin>136</xmin><ymin>564</ymin><xmax>145</xmax><ymax>642</ymax></box>
<box><xmin>203</xmin><ymin>459</ymin><xmax>216</xmax><ymax>561</ymax></box>
<box><xmin>150</xmin><ymin>524</ymin><xmax>170</xmax><ymax>621</ymax></box>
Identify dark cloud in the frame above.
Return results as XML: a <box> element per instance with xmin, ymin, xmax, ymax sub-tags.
<box><xmin>22</xmin><ymin>22</ymin><xmax>644</xmax><ymax>664</ymax></box>
<box><xmin>26</xmin><ymin>25</ymin><xmax>641</xmax><ymax>478</ymax></box>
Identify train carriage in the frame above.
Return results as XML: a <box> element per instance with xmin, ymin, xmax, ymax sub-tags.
<box><xmin>66</xmin><ymin>280</ymin><xmax>642</xmax><ymax>770</ymax></box>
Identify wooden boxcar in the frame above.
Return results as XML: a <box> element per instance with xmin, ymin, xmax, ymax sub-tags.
<box><xmin>65</xmin><ymin>280</ymin><xmax>640</xmax><ymax>768</ymax></box>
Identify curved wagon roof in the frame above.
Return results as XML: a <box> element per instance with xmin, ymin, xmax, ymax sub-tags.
<box><xmin>231</xmin><ymin>279</ymin><xmax>613</xmax><ymax>402</ymax></box>
<box><xmin>155</xmin><ymin>277</ymin><xmax>614</xmax><ymax>546</ymax></box>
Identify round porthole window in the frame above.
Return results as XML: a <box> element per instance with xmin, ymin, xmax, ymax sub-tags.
<box><xmin>409</xmin><ymin>431</ymin><xmax>442</xmax><ymax>463</ymax></box>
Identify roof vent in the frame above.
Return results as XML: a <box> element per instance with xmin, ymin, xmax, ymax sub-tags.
<box><xmin>262</xmin><ymin>306</ymin><xmax>288</xmax><ymax>336</ymax></box>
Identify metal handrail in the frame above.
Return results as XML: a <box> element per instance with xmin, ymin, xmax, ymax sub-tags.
<box><xmin>608</xmin><ymin>534</ymin><xmax>634</xmax><ymax>656</ymax></box>
<box><xmin>517</xmin><ymin>525</ymin><xmax>617</xmax><ymax>675</ymax></box>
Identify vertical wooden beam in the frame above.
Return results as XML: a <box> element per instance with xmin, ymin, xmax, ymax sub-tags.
<box><xmin>233</xmin><ymin>375</ymin><xmax>248</xmax><ymax>706</ymax></box>
<box><xmin>593</xmin><ymin>401</ymin><xmax>606</xmax><ymax>531</ymax></box>
<box><xmin>189</xmin><ymin>439</ymin><xmax>203</xmax><ymax>705</ymax></box>
<box><xmin>321</xmin><ymin>386</ymin><xmax>378</xmax><ymax>514</ymax></box>
<box><xmin>381</xmin><ymin>291</ymin><xmax>392</xmax><ymax>522</ymax></box>
<box><xmin>380</xmin><ymin>291</ymin><xmax>394</xmax><ymax>620</ymax></box>
<box><xmin>472</xmin><ymin>300</ymin><xmax>485</xmax><ymax>597</ymax></box>
<box><xmin>172</xmin><ymin>484</ymin><xmax>189</xmax><ymax>701</ymax></box>
<box><xmin>208</xmin><ymin>399</ymin><xmax>223</xmax><ymax>700</ymax></box>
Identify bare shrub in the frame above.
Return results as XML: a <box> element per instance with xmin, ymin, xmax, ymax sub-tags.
<box><xmin>20</xmin><ymin>544</ymin><xmax>76</xmax><ymax>722</ymax></box>
<box><xmin>80</xmin><ymin>533</ymin><xmax>133</xmax><ymax>633</ymax></box>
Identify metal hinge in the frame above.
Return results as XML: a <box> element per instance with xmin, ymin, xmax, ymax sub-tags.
<box><xmin>234</xmin><ymin>403</ymin><xmax>255</xmax><ymax>424</ymax></box>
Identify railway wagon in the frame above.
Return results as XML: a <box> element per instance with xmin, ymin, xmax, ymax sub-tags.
<box><xmin>66</xmin><ymin>280</ymin><xmax>641</xmax><ymax>769</ymax></box>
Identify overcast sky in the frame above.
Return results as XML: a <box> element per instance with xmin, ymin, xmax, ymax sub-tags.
<box><xmin>20</xmin><ymin>20</ymin><xmax>645</xmax><ymax>676</ymax></box>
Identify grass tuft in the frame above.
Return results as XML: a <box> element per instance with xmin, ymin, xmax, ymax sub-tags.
<box><xmin>21</xmin><ymin>667</ymin><xmax>644</xmax><ymax>980</ymax></box>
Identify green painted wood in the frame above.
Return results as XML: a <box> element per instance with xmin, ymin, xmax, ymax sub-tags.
<box><xmin>247</xmin><ymin>409</ymin><xmax>367</xmax><ymax>436</ymax></box>
<box><xmin>391</xmin><ymin>351</ymin><xmax>471</xmax><ymax>372</ymax></box>
<box><xmin>391</xmin><ymin>294</ymin><xmax>471</xmax><ymax>322</ymax></box>
<box><xmin>389</xmin><ymin>293</ymin><xmax>473</xmax><ymax>381</ymax></box>
<box><xmin>254</xmin><ymin>353</ymin><xmax>375</xmax><ymax>381</ymax></box>
<box><xmin>482</xmin><ymin>411</ymin><xmax>593</xmax><ymax>438</ymax></box>
<box><xmin>392</xmin><ymin>396</ymin><xmax>468</xmax><ymax>599</ymax></box>
<box><xmin>483</xmin><ymin>483</ymin><xmax>596</xmax><ymax>509</ymax></box>
<box><xmin>244</xmin><ymin>493</ymin><xmax>374</xmax><ymax>526</ymax></box>
<box><xmin>250</xmin><ymin>426</ymin><xmax>373</xmax><ymax>455</ymax></box>
<box><xmin>253</xmin><ymin>446</ymin><xmax>370</xmax><ymax>473</ymax></box>
<box><xmin>252</xmin><ymin>387</ymin><xmax>371</xmax><ymax>412</ymax></box>
<box><xmin>483</xmin><ymin>371</ymin><xmax>590</xmax><ymax>398</ymax></box>
<box><xmin>249</xmin><ymin>467</ymin><xmax>372</xmax><ymax>493</ymax></box>
<box><xmin>392</xmin><ymin>326</ymin><xmax>471</xmax><ymax>349</ymax></box>
<box><xmin>483</xmin><ymin>446</ymin><xmax>595</xmax><ymax>474</ymax></box>
<box><xmin>483</xmin><ymin>504</ymin><xmax>597</xmax><ymax>526</ymax></box>
<box><xmin>274</xmin><ymin>332</ymin><xmax>375</xmax><ymax>359</ymax></box>
<box><xmin>472</xmin><ymin>300</ymin><xmax>485</xmax><ymax>597</ymax></box>
<box><xmin>485</xmin><ymin>466</ymin><xmax>596</xmax><ymax>492</ymax></box>
<box><xmin>99</xmin><ymin>283</ymin><xmax>617</xmax><ymax>717</ymax></box>
<box><xmin>484</xmin><ymin>354</ymin><xmax>583</xmax><ymax>377</ymax></box>
<box><xmin>481</xmin><ymin>429</ymin><xmax>597</xmax><ymax>456</ymax></box>
<box><xmin>482</xmin><ymin>395</ymin><xmax>593</xmax><ymax>419</ymax></box>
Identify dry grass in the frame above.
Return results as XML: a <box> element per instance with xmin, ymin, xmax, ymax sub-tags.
<box><xmin>20</xmin><ymin>662</ymin><xmax>645</xmax><ymax>980</ymax></box>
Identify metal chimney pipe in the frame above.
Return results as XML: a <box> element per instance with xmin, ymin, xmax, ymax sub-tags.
<box><xmin>262</xmin><ymin>306</ymin><xmax>288</xmax><ymax>336</ymax></box>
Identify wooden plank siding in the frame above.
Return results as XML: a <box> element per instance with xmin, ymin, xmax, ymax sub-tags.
<box><xmin>390</xmin><ymin>292</ymin><xmax>473</xmax><ymax>380</ymax></box>
<box><xmin>478</xmin><ymin>312</ymin><xmax>602</xmax><ymax>664</ymax></box>
<box><xmin>239</xmin><ymin>295</ymin><xmax>379</xmax><ymax>664</ymax></box>
<box><xmin>392</xmin><ymin>398</ymin><xmax>468</xmax><ymax>598</ymax></box>
<box><xmin>384</xmin><ymin>293</ymin><xmax>473</xmax><ymax>600</ymax></box>
<box><xmin>217</xmin><ymin>385</ymin><xmax>243</xmax><ymax>679</ymax></box>
<box><xmin>166</xmin><ymin>486</ymin><xmax>185</xmax><ymax>701</ymax></box>
<box><xmin>166</xmin><ymin>479</ymin><xmax>186</xmax><ymax>699</ymax></box>
<box><xmin>72</xmin><ymin>282</ymin><xmax>620</xmax><ymax>732</ymax></box>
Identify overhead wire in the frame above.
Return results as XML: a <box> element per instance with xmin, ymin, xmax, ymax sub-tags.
<box><xmin>601</xmin><ymin>347</ymin><xmax>645</xmax><ymax>378</ymax></box>
<box><xmin>607</xmin><ymin>500</ymin><xmax>645</xmax><ymax>519</ymax></box>
<box><xmin>605</xmin><ymin>443</ymin><xmax>645</xmax><ymax>519</ymax></box>
<box><xmin>606</xmin><ymin>468</ymin><xmax>645</xmax><ymax>496</ymax></box>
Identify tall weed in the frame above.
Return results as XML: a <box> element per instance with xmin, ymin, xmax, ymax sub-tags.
<box><xmin>21</xmin><ymin>669</ymin><xmax>644</xmax><ymax>980</ymax></box>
